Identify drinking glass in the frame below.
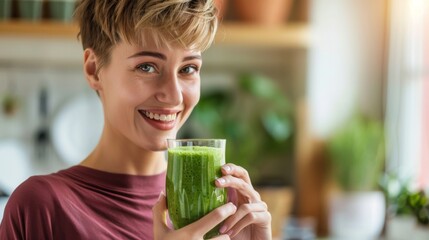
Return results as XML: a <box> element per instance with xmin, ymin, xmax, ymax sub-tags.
<box><xmin>166</xmin><ymin>139</ymin><xmax>227</xmax><ymax>239</ymax></box>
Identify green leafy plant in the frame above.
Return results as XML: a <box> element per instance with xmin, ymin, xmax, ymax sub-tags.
<box><xmin>381</xmin><ymin>174</ymin><xmax>429</xmax><ymax>226</ymax></box>
<box><xmin>380</xmin><ymin>174</ymin><xmax>413</xmax><ymax>216</ymax></box>
<box><xmin>184</xmin><ymin>73</ymin><xmax>294</xmax><ymax>184</ymax></box>
<box><xmin>407</xmin><ymin>191</ymin><xmax>429</xmax><ymax>225</ymax></box>
<box><xmin>327</xmin><ymin>115</ymin><xmax>385</xmax><ymax>191</ymax></box>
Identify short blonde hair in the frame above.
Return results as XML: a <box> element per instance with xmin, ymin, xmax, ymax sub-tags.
<box><xmin>74</xmin><ymin>0</ymin><xmax>218</xmax><ymax>70</ymax></box>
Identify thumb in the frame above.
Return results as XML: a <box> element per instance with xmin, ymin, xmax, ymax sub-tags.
<box><xmin>152</xmin><ymin>192</ymin><xmax>170</xmax><ymax>238</ymax></box>
<box><xmin>210</xmin><ymin>235</ymin><xmax>231</xmax><ymax>240</ymax></box>
<box><xmin>185</xmin><ymin>202</ymin><xmax>237</xmax><ymax>237</ymax></box>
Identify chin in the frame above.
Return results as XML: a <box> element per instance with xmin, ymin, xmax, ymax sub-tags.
<box><xmin>154</xmin><ymin>143</ymin><xmax>168</xmax><ymax>152</ymax></box>
<box><xmin>139</xmin><ymin>143</ymin><xmax>167</xmax><ymax>152</ymax></box>
<box><xmin>143</xmin><ymin>136</ymin><xmax>172</xmax><ymax>152</ymax></box>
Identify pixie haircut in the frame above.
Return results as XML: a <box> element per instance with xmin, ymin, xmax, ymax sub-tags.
<box><xmin>74</xmin><ymin>0</ymin><xmax>218</xmax><ymax>71</ymax></box>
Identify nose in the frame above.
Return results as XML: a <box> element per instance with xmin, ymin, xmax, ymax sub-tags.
<box><xmin>155</xmin><ymin>73</ymin><xmax>183</xmax><ymax>106</ymax></box>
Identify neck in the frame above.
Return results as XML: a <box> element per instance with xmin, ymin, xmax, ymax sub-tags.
<box><xmin>80</xmin><ymin>126</ymin><xmax>167</xmax><ymax>176</ymax></box>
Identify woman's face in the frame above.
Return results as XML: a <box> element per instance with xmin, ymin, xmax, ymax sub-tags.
<box><xmin>96</xmin><ymin>36</ymin><xmax>201</xmax><ymax>151</ymax></box>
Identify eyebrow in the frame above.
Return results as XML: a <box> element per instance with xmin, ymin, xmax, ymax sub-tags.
<box><xmin>183</xmin><ymin>55</ymin><xmax>202</xmax><ymax>61</ymax></box>
<box><xmin>128</xmin><ymin>51</ymin><xmax>166</xmax><ymax>60</ymax></box>
<box><xmin>128</xmin><ymin>51</ymin><xmax>201</xmax><ymax>62</ymax></box>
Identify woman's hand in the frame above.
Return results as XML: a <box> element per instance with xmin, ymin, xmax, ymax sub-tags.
<box><xmin>215</xmin><ymin>163</ymin><xmax>272</xmax><ymax>240</ymax></box>
<box><xmin>152</xmin><ymin>192</ymin><xmax>236</xmax><ymax>240</ymax></box>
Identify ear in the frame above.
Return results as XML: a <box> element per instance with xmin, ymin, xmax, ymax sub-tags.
<box><xmin>83</xmin><ymin>48</ymin><xmax>102</xmax><ymax>91</ymax></box>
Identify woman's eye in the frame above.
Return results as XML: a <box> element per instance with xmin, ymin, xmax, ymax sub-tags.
<box><xmin>180</xmin><ymin>65</ymin><xmax>199</xmax><ymax>75</ymax></box>
<box><xmin>136</xmin><ymin>63</ymin><xmax>156</xmax><ymax>73</ymax></box>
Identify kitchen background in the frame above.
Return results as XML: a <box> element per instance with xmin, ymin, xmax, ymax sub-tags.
<box><xmin>0</xmin><ymin>0</ymin><xmax>428</xmax><ymax>239</ymax></box>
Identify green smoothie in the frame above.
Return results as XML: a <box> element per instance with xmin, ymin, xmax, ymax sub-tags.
<box><xmin>166</xmin><ymin>146</ymin><xmax>227</xmax><ymax>239</ymax></box>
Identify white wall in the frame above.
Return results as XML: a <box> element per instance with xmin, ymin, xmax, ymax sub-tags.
<box><xmin>308</xmin><ymin>0</ymin><xmax>386</xmax><ymax>138</ymax></box>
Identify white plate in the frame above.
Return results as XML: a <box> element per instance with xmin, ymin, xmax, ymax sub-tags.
<box><xmin>0</xmin><ymin>139</ymin><xmax>31</xmax><ymax>195</ymax></box>
<box><xmin>51</xmin><ymin>93</ymin><xmax>103</xmax><ymax>165</ymax></box>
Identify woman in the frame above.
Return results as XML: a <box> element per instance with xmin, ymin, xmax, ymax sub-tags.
<box><xmin>0</xmin><ymin>0</ymin><xmax>271</xmax><ymax>239</ymax></box>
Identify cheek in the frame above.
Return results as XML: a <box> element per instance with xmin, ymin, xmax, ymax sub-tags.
<box><xmin>100</xmin><ymin>73</ymin><xmax>141</xmax><ymax>114</ymax></box>
<box><xmin>176</xmin><ymin>82</ymin><xmax>199</xmax><ymax>126</ymax></box>
<box><xmin>191</xmin><ymin>87</ymin><xmax>200</xmax><ymax>106</ymax></box>
<box><xmin>185</xmin><ymin>83</ymin><xmax>201</xmax><ymax>109</ymax></box>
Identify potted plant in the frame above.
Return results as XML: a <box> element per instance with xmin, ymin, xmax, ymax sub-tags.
<box><xmin>327</xmin><ymin>115</ymin><xmax>386</xmax><ymax>239</ymax></box>
<box><xmin>183</xmin><ymin>72</ymin><xmax>294</xmax><ymax>185</ymax></box>
<box><xmin>381</xmin><ymin>174</ymin><xmax>429</xmax><ymax>238</ymax></box>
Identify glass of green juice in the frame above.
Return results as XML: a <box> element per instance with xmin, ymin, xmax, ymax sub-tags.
<box><xmin>166</xmin><ymin>139</ymin><xmax>227</xmax><ymax>239</ymax></box>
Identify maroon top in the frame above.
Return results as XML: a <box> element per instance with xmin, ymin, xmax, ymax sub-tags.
<box><xmin>0</xmin><ymin>166</ymin><xmax>166</xmax><ymax>240</ymax></box>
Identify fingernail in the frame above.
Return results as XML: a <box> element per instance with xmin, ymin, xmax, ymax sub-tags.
<box><xmin>229</xmin><ymin>202</ymin><xmax>237</xmax><ymax>211</ymax></box>
<box><xmin>216</xmin><ymin>178</ymin><xmax>226</xmax><ymax>185</ymax></box>
<box><xmin>223</xmin><ymin>165</ymin><xmax>231</xmax><ymax>172</ymax></box>
<box><xmin>219</xmin><ymin>225</ymin><xmax>227</xmax><ymax>233</ymax></box>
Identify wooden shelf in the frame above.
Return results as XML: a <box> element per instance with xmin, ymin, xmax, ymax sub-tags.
<box><xmin>0</xmin><ymin>21</ymin><xmax>309</xmax><ymax>48</ymax></box>
<box><xmin>0</xmin><ymin>21</ymin><xmax>79</xmax><ymax>38</ymax></box>
<box><xmin>0</xmin><ymin>21</ymin><xmax>308</xmax><ymax>67</ymax></box>
<box><xmin>215</xmin><ymin>22</ymin><xmax>309</xmax><ymax>48</ymax></box>
<box><xmin>0</xmin><ymin>21</ymin><xmax>82</xmax><ymax>67</ymax></box>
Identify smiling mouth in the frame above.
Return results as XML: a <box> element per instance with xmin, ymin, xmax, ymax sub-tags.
<box><xmin>138</xmin><ymin>110</ymin><xmax>178</xmax><ymax>122</ymax></box>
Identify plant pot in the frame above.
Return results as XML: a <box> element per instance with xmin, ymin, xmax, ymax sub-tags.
<box><xmin>329</xmin><ymin>191</ymin><xmax>385</xmax><ymax>239</ymax></box>
<box><xmin>233</xmin><ymin>0</ymin><xmax>293</xmax><ymax>26</ymax></box>
<box><xmin>386</xmin><ymin>216</ymin><xmax>415</xmax><ymax>239</ymax></box>
<box><xmin>386</xmin><ymin>216</ymin><xmax>429</xmax><ymax>240</ymax></box>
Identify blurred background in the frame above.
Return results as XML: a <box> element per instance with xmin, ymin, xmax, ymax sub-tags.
<box><xmin>0</xmin><ymin>0</ymin><xmax>428</xmax><ymax>239</ymax></box>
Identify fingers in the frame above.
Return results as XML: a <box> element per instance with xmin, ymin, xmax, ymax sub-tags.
<box><xmin>220</xmin><ymin>163</ymin><xmax>261</xmax><ymax>202</ymax></box>
<box><xmin>185</xmin><ymin>202</ymin><xmax>237</xmax><ymax>237</ymax></box>
<box><xmin>216</xmin><ymin>175</ymin><xmax>260</xmax><ymax>203</ymax></box>
<box><xmin>152</xmin><ymin>192</ymin><xmax>170</xmax><ymax>238</ymax></box>
<box><xmin>217</xmin><ymin>163</ymin><xmax>272</xmax><ymax>238</ymax></box>
<box><xmin>219</xmin><ymin>202</ymin><xmax>268</xmax><ymax>234</ymax></box>
<box><xmin>221</xmin><ymin>163</ymin><xmax>251</xmax><ymax>184</ymax></box>
<box><xmin>154</xmin><ymin>195</ymin><xmax>235</xmax><ymax>240</ymax></box>
<box><xmin>220</xmin><ymin>202</ymin><xmax>271</xmax><ymax>238</ymax></box>
<box><xmin>209</xmin><ymin>234</ymin><xmax>231</xmax><ymax>240</ymax></box>
<box><xmin>228</xmin><ymin>211</ymin><xmax>272</xmax><ymax>238</ymax></box>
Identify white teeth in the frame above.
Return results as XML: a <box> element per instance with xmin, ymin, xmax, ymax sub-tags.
<box><xmin>143</xmin><ymin>111</ymin><xmax>177</xmax><ymax>122</ymax></box>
